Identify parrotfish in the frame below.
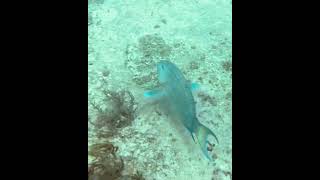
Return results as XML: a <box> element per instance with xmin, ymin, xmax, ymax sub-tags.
<box><xmin>144</xmin><ymin>60</ymin><xmax>219</xmax><ymax>160</ymax></box>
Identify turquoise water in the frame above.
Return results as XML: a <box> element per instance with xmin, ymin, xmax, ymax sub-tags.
<box><xmin>88</xmin><ymin>0</ymin><xmax>231</xmax><ymax>179</ymax></box>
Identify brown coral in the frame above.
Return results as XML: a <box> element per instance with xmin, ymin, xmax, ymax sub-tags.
<box><xmin>90</xmin><ymin>89</ymin><xmax>136</xmax><ymax>138</ymax></box>
<box><xmin>88</xmin><ymin>142</ymin><xmax>124</xmax><ymax>180</ymax></box>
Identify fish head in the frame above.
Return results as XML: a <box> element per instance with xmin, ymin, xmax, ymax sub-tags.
<box><xmin>157</xmin><ymin>60</ymin><xmax>177</xmax><ymax>83</ymax></box>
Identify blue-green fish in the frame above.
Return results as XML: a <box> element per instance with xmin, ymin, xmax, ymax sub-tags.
<box><xmin>144</xmin><ymin>60</ymin><xmax>219</xmax><ymax>160</ymax></box>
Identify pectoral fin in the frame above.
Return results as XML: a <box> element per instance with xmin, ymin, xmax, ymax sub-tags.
<box><xmin>144</xmin><ymin>88</ymin><xmax>165</xmax><ymax>101</ymax></box>
<box><xmin>191</xmin><ymin>82</ymin><xmax>200</xmax><ymax>91</ymax></box>
<box><xmin>186</xmin><ymin>80</ymin><xmax>200</xmax><ymax>91</ymax></box>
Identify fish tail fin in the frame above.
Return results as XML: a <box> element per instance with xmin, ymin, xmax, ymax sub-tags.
<box><xmin>194</xmin><ymin>123</ymin><xmax>219</xmax><ymax>160</ymax></box>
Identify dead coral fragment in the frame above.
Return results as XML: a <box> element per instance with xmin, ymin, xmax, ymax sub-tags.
<box><xmin>212</xmin><ymin>168</ymin><xmax>232</xmax><ymax>180</ymax></box>
<box><xmin>197</xmin><ymin>92</ymin><xmax>217</xmax><ymax>106</ymax></box>
<box><xmin>138</xmin><ymin>34</ymin><xmax>171</xmax><ymax>58</ymax></box>
<box><xmin>189</xmin><ymin>61</ymin><xmax>199</xmax><ymax>70</ymax></box>
<box><xmin>222</xmin><ymin>60</ymin><xmax>232</xmax><ymax>72</ymax></box>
